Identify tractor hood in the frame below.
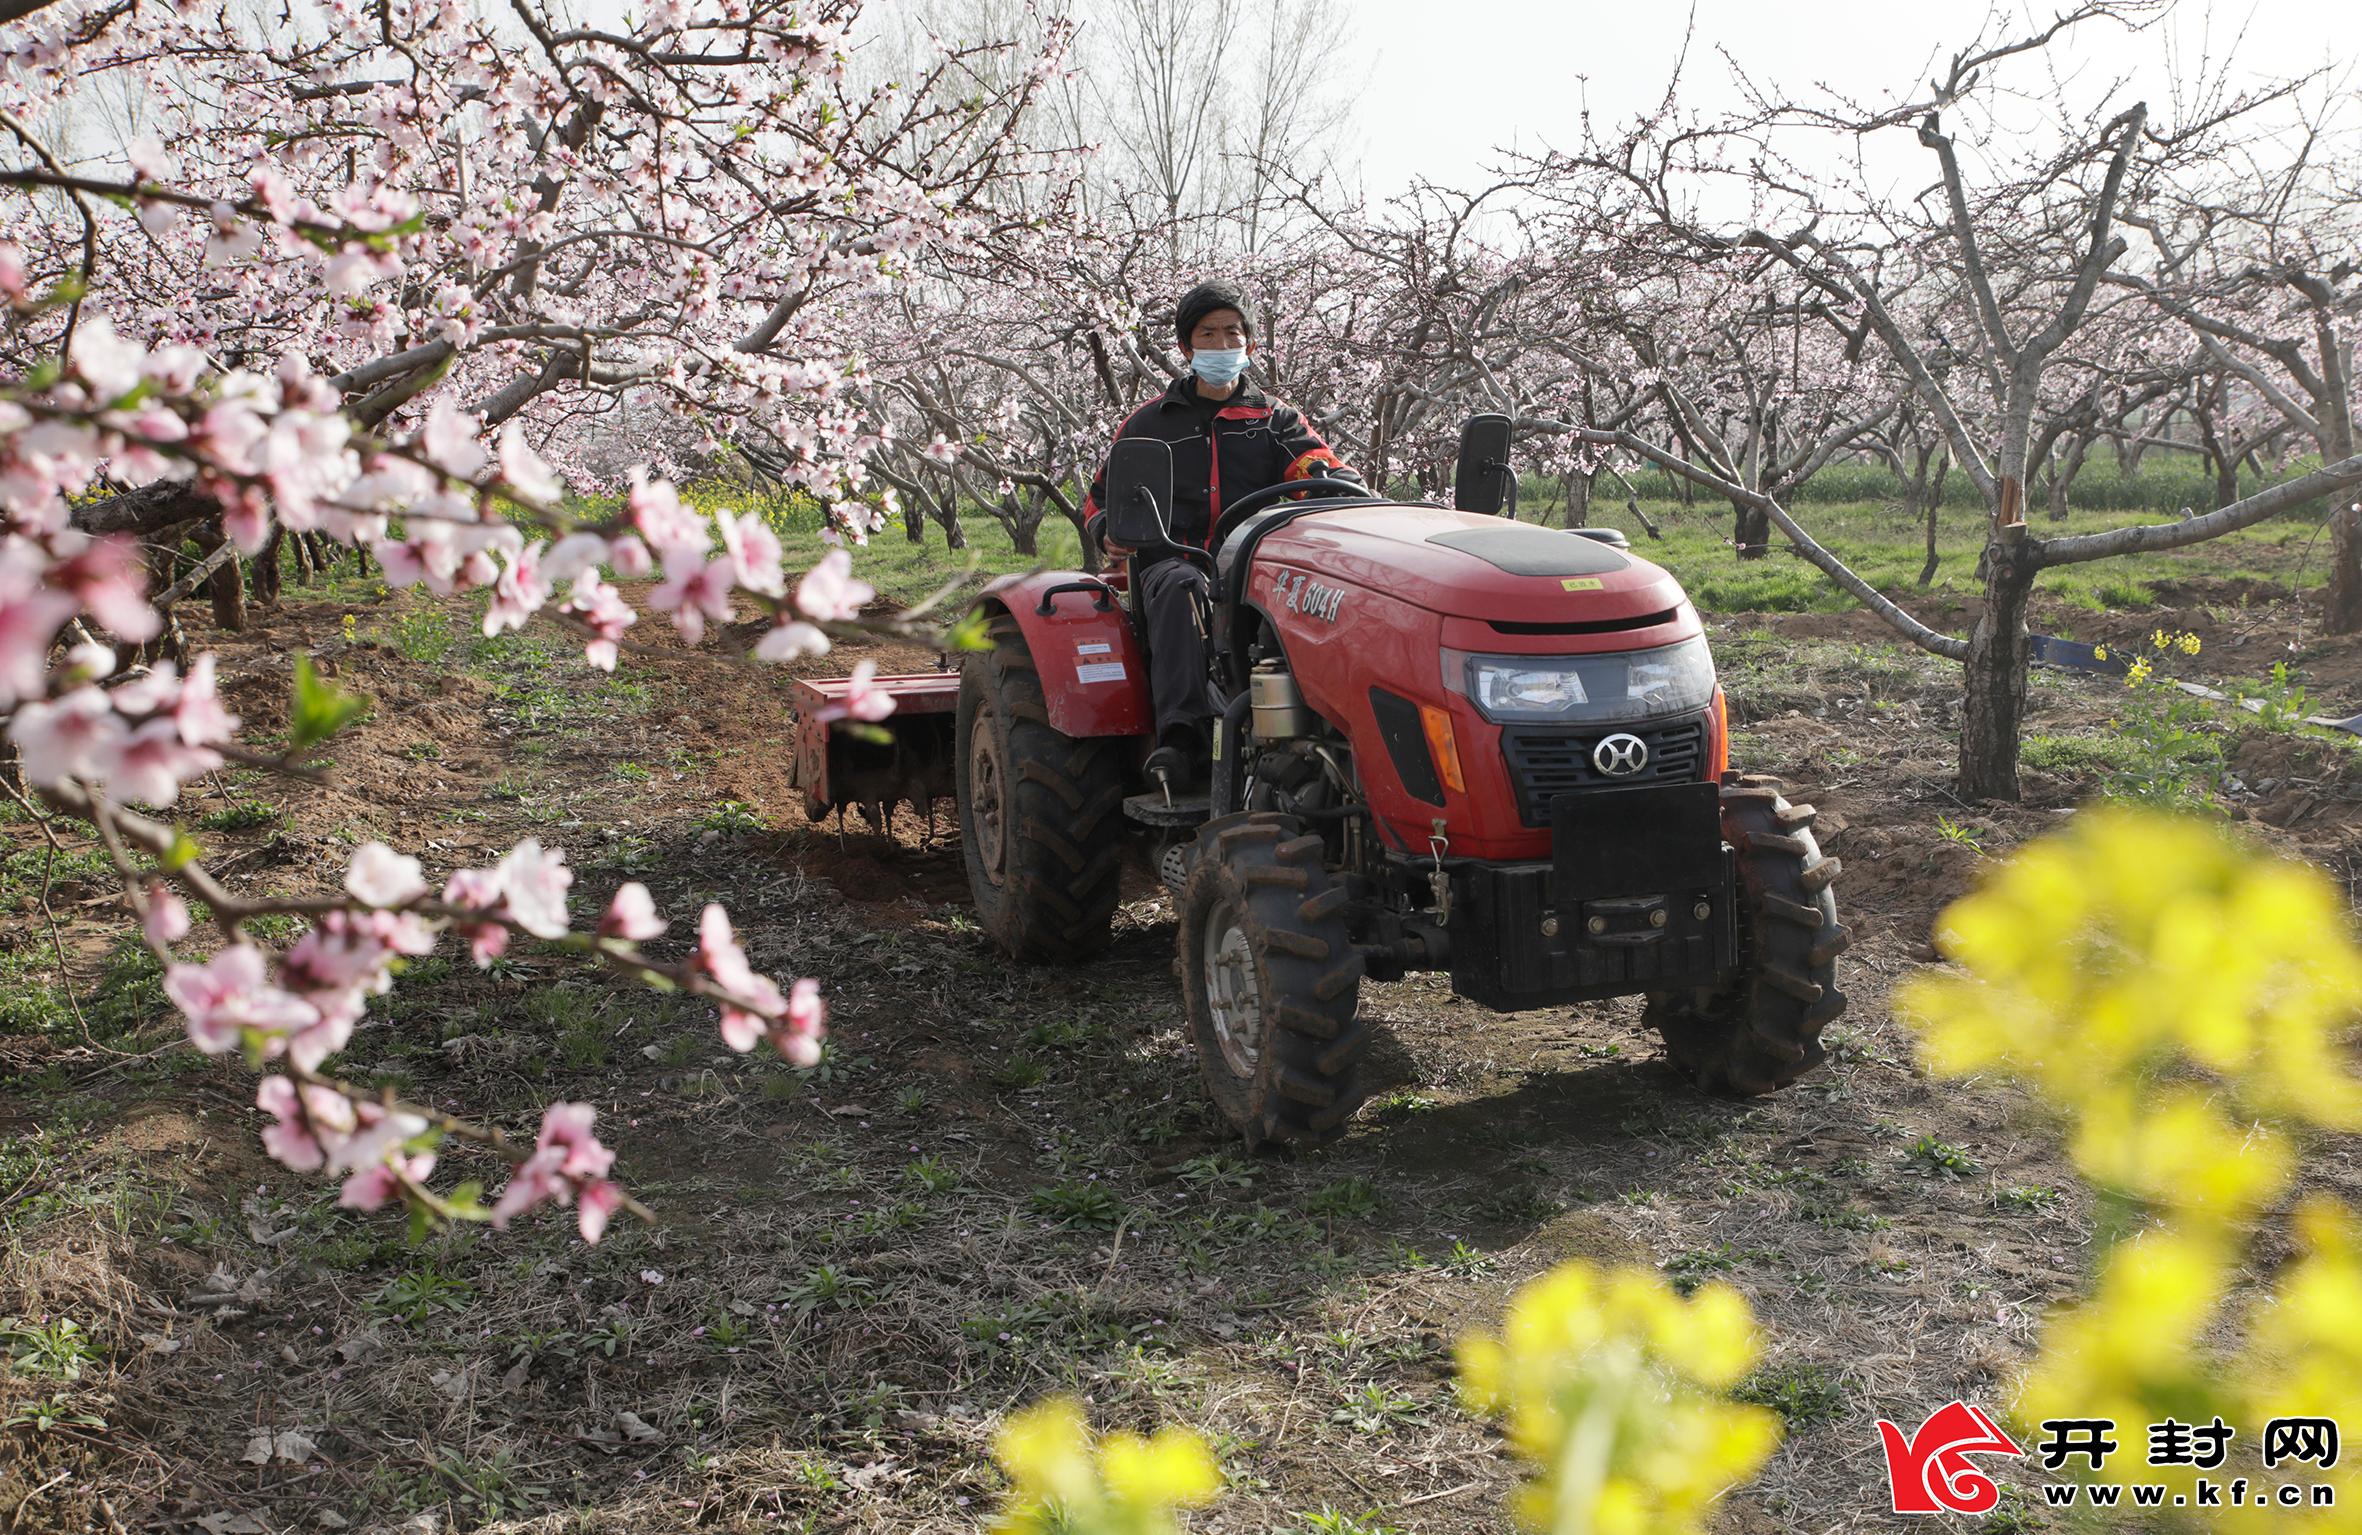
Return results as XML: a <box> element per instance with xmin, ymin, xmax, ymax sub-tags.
<box><xmin>1254</xmin><ymin>505</ymin><xmax>1688</xmax><ymax>625</ymax></box>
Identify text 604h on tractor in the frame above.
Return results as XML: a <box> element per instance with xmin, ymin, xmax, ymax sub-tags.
<box><xmin>788</xmin><ymin>414</ymin><xmax>1847</xmax><ymax>1147</ymax></box>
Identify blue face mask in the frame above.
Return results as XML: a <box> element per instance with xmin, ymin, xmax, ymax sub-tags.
<box><xmin>1189</xmin><ymin>347</ymin><xmax>1248</xmax><ymax>385</ymax></box>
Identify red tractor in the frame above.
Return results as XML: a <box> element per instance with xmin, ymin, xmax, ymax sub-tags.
<box><xmin>788</xmin><ymin>415</ymin><xmax>1845</xmax><ymax>1146</ymax></box>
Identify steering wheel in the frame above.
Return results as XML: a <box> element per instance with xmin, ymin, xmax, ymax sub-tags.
<box><xmin>1211</xmin><ymin>477</ymin><xmax>1375</xmax><ymax>550</ymax></box>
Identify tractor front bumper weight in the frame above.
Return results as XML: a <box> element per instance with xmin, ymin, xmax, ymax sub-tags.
<box><xmin>1442</xmin><ymin>855</ymin><xmax>1737</xmax><ymax>1011</ymax></box>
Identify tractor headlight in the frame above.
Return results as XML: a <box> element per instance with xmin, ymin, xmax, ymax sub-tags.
<box><xmin>1449</xmin><ymin>638</ymin><xmax>1717</xmax><ymax>725</ymax></box>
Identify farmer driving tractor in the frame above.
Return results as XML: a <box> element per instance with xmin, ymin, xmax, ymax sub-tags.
<box><xmin>1083</xmin><ymin>279</ymin><xmax>1362</xmax><ymax>790</ymax></box>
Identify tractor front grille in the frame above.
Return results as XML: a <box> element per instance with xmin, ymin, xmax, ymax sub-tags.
<box><xmin>1499</xmin><ymin>716</ymin><xmax>1708</xmax><ymax>826</ymax></box>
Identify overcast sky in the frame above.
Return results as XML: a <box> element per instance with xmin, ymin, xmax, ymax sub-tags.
<box><xmin>1344</xmin><ymin>0</ymin><xmax>2362</xmax><ymax>200</ymax></box>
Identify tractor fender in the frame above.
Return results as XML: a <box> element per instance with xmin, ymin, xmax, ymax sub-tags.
<box><xmin>977</xmin><ymin>571</ymin><xmax>1152</xmax><ymax>738</ymax></box>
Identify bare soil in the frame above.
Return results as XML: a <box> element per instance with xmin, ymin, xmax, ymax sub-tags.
<box><xmin>4</xmin><ymin>576</ymin><xmax>2361</xmax><ymax>1534</ymax></box>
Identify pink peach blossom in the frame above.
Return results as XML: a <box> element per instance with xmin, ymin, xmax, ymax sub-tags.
<box><xmin>167</xmin><ymin>944</ymin><xmax>319</xmax><ymax>1056</ymax></box>
<box><xmin>495</xmin><ymin>838</ymin><xmax>573</xmax><ymax>939</ymax></box>
<box><xmin>793</xmin><ymin>547</ymin><xmax>873</xmax><ymax>623</ymax></box>
<box><xmin>649</xmin><ymin>546</ymin><xmax>735</xmax><ymax>645</ymax></box>
<box><xmin>143</xmin><ymin>881</ymin><xmax>190</xmax><ymax>947</ymax></box>
<box><xmin>7</xmin><ymin>687</ymin><xmax>122</xmax><ymax>786</ymax></box>
<box><xmin>345</xmin><ymin>842</ymin><xmax>426</xmax><ymax>908</ymax></box>
<box><xmin>599</xmin><ymin>883</ymin><xmax>666</xmax><ymax>941</ymax></box>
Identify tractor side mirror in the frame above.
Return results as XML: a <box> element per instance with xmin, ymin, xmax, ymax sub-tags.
<box><xmin>1104</xmin><ymin>438</ymin><xmax>1176</xmax><ymax>550</ymax></box>
<box><xmin>1453</xmin><ymin>413</ymin><xmax>1514</xmax><ymax>517</ymax></box>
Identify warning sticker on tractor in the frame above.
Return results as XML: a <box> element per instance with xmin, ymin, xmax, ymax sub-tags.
<box><xmin>1561</xmin><ymin>577</ymin><xmax>1604</xmax><ymax>591</ymax></box>
<box><xmin>1075</xmin><ymin>662</ymin><xmax>1128</xmax><ymax>684</ymax></box>
<box><xmin>1075</xmin><ymin>642</ymin><xmax>1112</xmax><ymax>655</ymax></box>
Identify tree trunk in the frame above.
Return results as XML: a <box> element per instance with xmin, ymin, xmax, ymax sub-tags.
<box><xmin>1917</xmin><ymin>451</ymin><xmax>1951</xmax><ymax>587</ymax></box>
<box><xmin>1061</xmin><ymin>497</ymin><xmax>1100</xmax><ymax>575</ymax></box>
<box><xmin>2329</xmin><ymin>502</ymin><xmax>2362</xmax><ymax>633</ymax></box>
<box><xmin>2321</xmin><ymin>403</ymin><xmax>2359</xmax><ymax>633</ymax></box>
<box><xmin>1901</xmin><ymin>444</ymin><xmax>1933</xmax><ymax>519</ymax></box>
<box><xmin>1732</xmin><ymin>501</ymin><xmax>1769</xmax><ymax>559</ymax></box>
<box><xmin>1003</xmin><ymin>494</ymin><xmax>1041</xmax><ymax>557</ymax></box>
<box><xmin>930</xmin><ymin>494</ymin><xmax>966</xmax><ymax>551</ymax></box>
<box><xmin>1958</xmin><ymin>540</ymin><xmax>2037</xmax><ymax>801</ymax></box>
<box><xmin>1564</xmin><ymin>471</ymin><xmax>1593</xmax><ymax>528</ymax></box>
<box><xmin>903</xmin><ymin>492</ymin><xmax>925</xmax><ymax>543</ymax></box>
<box><xmin>255</xmin><ymin>528</ymin><xmax>285</xmax><ymax>605</ymax></box>
<box><xmin>2046</xmin><ymin>435</ymin><xmax>2089</xmax><ymax>522</ymax></box>
<box><xmin>192</xmin><ymin>526</ymin><xmax>247</xmax><ymax>633</ymax></box>
<box><xmin>2193</xmin><ymin>401</ymin><xmax>2239</xmax><ymax>512</ymax></box>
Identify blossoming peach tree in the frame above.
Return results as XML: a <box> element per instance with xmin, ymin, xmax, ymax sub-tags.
<box><xmin>0</xmin><ymin>0</ymin><xmax>1073</xmax><ymax>1239</ymax></box>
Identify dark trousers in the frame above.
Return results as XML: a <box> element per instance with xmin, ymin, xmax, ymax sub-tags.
<box><xmin>1136</xmin><ymin>558</ymin><xmax>1215</xmax><ymax>741</ymax></box>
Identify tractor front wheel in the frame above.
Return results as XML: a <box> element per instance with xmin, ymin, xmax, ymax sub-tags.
<box><xmin>1177</xmin><ymin>814</ymin><xmax>1368</xmax><ymax>1148</ymax></box>
<box><xmin>1644</xmin><ymin>775</ymin><xmax>1848</xmax><ymax>1095</ymax></box>
<box><xmin>956</xmin><ymin>613</ymin><xmax>1126</xmax><ymax>962</ymax></box>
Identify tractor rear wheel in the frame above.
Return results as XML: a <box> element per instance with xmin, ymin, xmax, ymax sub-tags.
<box><xmin>1177</xmin><ymin>814</ymin><xmax>1368</xmax><ymax>1148</ymax></box>
<box><xmin>1644</xmin><ymin>775</ymin><xmax>1847</xmax><ymax>1095</ymax></box>
<box><xmin>956</xmin><ymin>612</ymin><xmax>1127</xmax><ymax>962</ymax></box>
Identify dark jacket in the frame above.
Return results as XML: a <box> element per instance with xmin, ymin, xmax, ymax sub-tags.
<box><xmin>1083</xmin><ymin>373</ymin><xmax>1361</xmax><ymax>554</ymax></box>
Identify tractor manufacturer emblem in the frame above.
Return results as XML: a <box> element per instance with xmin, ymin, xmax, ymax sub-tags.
<box><xmin>1592</xmin><ymin>733</ymin><xmax>1649</xmax><ymax>777</ymax></box>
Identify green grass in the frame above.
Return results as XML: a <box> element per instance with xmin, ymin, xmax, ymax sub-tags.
<box><xmin>381</xmin><ymin>605</ymin><xmax>459</xmax><ymax>666</ymax></box>
<box><xmin>2022</xmin><ymin>732</ymin><xmax>2149</xmax><ymax>776</ymax></box>
<box><xmin>1525</xmin><ymin>497</ymin><xmax>2322</xmax><ymax>618</ymax></box>
<box><xmin>1516</xmin><ymin>450</ymin><xmax>2310</xmax><ymax>513</ymax></box>
<box><xmin>1</xmin><ymin>1316</ymin><xmax>98</xmax><ymax>1381</ymax></box>
<box><xmin>555</xmin><ymin>457</ymin><xmax>2339</xmax><ymax>633</ymax></box>
<box><xmin>766</xmin><ymin>506</ymin><xmax>1087</xmax><ymax>611</ymax></box>
<box><xmin>1</xmin><ymin>840</ymin><xmax>113</xmax><ymax>901</ymax></box>
<box><xmin>197</xmin><ymin>799</ymin><xmax>281</xmax><ymax>833</ymax></box>
<box><xmin>1734</xmin><ymin>1360</ymin><xmax>1848</xmax><ymax>1426</ymax></box>
<box><xmin>0</xmin><ymin>930</ymin><xmax>164</xmax><ymax>1039</ymax></box>
<box><xmin>1902</xmin><ymin>1135</ymin><xmax>1980</xmax><ymax>1178</ymax></box>
<box><xmin>561</xmin><ymin>478</ymin><xmax>1089</xmax><ymax>614</ymax></box>
<box><xmin>747</xmin><ymin>486</ymin><xmax>2318</xmax><ymax>625</ymax></box>
<box><xmin>464</xmin><ymin>617</ymin><xmax>658</xmax><ymax>732</ymax></box>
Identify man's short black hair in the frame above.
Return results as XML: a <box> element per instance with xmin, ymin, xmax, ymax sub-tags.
<box><xmin>1174</xmin><ymin>280</ymin><xmax>1256</xmax><ymax>348</ymax></box>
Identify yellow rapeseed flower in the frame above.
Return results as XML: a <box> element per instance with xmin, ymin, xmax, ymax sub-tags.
<box><xmin>991</xmin><ymin>1397</ymin><xmax>1221</xmax><ymax>1535</ymax></box>
<box><xmin>1907</xmin><ymin>807</ymin><xmax>2362</xmax><ymax>1526</ymax></box>
<box><xmin>2241</xmin><ymin>1198</ymin><xmax>2362</xmax><ymax>1427</ymax></box>
<box><xmin>1458</xmin><ymin>1261</ymin><xmax>1779</xmax><ymax>1535</ymax></box>
<box><xmin>1897</xmin><ymin>806</ymin><xmax>2362</xmax><ymax>1221</ymax></box>
<box><xmin>2179</xmin><ymin>631</ymin><xmax>2202</xmax><ymax>655</ymax></box>
<box><xmin>2125</xmin><ymin>655</ymin><xmax>2154</xmax><ymax>686</ymax></box>
<box><xmin>2016</xmin><ymin>1229</ymin><xmax>2243</xmax><ymax>1506</ymax></box>
<box><xmin>1101</xmin><ymin>1428</ymin><xmax>1224</xmax><ymax>1508</ymax></box>
<box><xmin>2066</xmin><ymin>1088</ymin><xmax>2290</xmax><ymax>1226</ymax></box>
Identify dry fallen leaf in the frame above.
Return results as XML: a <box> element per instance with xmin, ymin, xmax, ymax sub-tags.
<box><xmin>242</xmin><ymin>1428</ymin><xmax>319</xmax><ymax>1465</ymax></box>
<box><xmin>196</xmin><ymin>1514</ymin><xmax>267</xmax><ymax>1535</ymax></box>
